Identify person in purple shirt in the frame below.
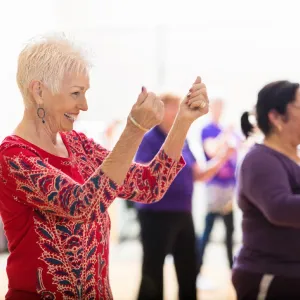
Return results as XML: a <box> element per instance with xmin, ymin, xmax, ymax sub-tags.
<box><xmin>196</xmin><ymin>99</ymin><xmax>239</xmax><ymax>280</ymax></box>
<box><xmin>135</xmin><ymin>93</ymin><xmax>234</xmax><ymax>300</ymax></box>
<box><xmin>233</xmin><ymin>80</ymin><xmax>300</xmax><ymax>299</ymax></box>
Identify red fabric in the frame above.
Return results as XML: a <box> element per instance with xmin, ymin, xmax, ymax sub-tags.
<box><xmin>0</xmin><ymin>131</ymin><xmax>185</xmax><ymax>300</ymax></box>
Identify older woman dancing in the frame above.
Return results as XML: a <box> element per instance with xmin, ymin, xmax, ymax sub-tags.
<box><xmin>233</xmin><ymin>81</ymin><xmax>300</xmax><ymax>299</ymax></box>
<box><xmin>0</xmin><ymin>35</ymin><xmax>209</xmax><ymax>300</ymax></box>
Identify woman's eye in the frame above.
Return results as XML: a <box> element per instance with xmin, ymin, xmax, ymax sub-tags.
<box><xmin>72</xmin><ymin>92</ymin><xmax>80</xmax><ymax>97</ymax></box>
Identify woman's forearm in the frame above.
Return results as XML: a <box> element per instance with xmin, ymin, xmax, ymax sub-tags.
<box><xmin>194</xmin><ymin>155</ymin><xmax>228</xmax><ymax>182</ymax></box>
<box><xmin>162</xmin><ymin>115</ymin><xmax>191</xmax><ymax>161</ymax></box>
<box><xmin>101</xmin><ymin>121</ymin><xmax>145</xmax><ymax>185</ymax></box>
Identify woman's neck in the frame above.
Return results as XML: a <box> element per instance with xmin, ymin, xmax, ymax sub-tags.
<box><xmin>264</xmin><ymin>134</ymin><xmax>299</xmax><ymax>163</ymax></box>
<box><xmin>14</xmin><ymin>110</ymin><xmax>62</xmax><ymax>154</ymax></box>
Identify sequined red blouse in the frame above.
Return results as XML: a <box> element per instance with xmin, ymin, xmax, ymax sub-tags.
<box><xmin>0</xmin><ymin>131</ymin><xmax>185</xmax><ymax>300</ymax></box>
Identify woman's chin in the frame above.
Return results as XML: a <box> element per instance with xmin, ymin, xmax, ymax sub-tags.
<box><xmin>61</xmin><ymin>123</ymin><xmax>74</xmax><ymax>132</ymax></box>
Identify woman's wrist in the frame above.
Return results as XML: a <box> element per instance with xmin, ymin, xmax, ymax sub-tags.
<box><xmin>101</xmin><ymin>119</ymin><xmax>146</xmax><ymax>185</ymax></box>
<box><xmin>128</xmin><ymin>114</ymin><xmax>149</xmax><ymax>132</ymax></box>
<box><xmin>125</xmin><ymin>118</ymin><xmax>147</xmax><ymax>138</ymax></box>
<box><xmin>173</xmin><ymin>114</ymin><xmax>193</xmax><ymax>132</ymax></box>
<box><xmin>217</xmin><ymin>151</ymin><xmax>231</xmax><ymax>165</ymax></box>
<box><xmin>162</xmin><ymin>115</ymin><xmax>191</xmax><ymax>161</ymax></box>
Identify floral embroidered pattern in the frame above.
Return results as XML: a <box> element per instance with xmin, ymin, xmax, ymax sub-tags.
<box><xmin>63</xmin><ymin>132</ymin><xmax>185</xmax><ymax>203</ymax></box>
<box><xmin>36</xmin><ymin>268</ymin><xmax>56</xmax><ymax>299</ymax></box>
<box><xmin>0</xmin><ymin>131</ymin><xmax>185</xmax><ymax>299</ymax></box>
<box><xmin>34</xmin><ymin>211</ymin><xmax>99</xmax><ymax>299</ymax></box>
<box><xmin>3</xmin><ymin>151</ymin><xmax>118</xmax><ymax>219</ymax></box>
<box><xmin>118</xmin><ymin>149</ymin><xmax>185</xmax><ymax>203</ymax></box>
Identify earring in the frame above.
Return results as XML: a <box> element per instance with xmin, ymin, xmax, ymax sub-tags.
<box><xmin>37</xmin><ymin>106</ymin><xmax>46</xmax><ymax>124</ymax></box>
<box><xmin>277</xmin><ymin>125</ymin><xmax>282</xmax><ymax>132</ymax></box>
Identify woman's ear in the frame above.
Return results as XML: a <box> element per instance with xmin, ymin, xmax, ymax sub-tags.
<box><xmin>268</xmin><ymin>109</ymin><xmax>283</xmax><ymax>133</ymax></box>
<box><xmin>29</xmin><ymin>80</ymin><xmax>43</xmax><ymax>105</ymax></box>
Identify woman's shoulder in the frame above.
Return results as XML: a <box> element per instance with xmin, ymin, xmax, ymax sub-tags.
<box><xmin>1</xmin><ymin>135</ymin><xmax>23</xmax><ymax>145</ymax></box>
<box><xmin>62</xmin><ymin>130</ymin><xmax>107</xmax><ymax>155</ymax></box>
<box><xmin>62</xmin><ymin>130</ymin><xmax>96</xmax><ymax>150</ymax></box>
<box><xmin>0</xmin><ymin>135</ymin><xmax>39</xmax><ymax>157</ymax></box>
<box><xmin>242</xmin><ymin>144</ymin><xmax>297</xmax><ymax>173</ymax></box>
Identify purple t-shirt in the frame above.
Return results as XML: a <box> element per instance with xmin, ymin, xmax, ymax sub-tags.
<box><xmin>234</xmin><ymin>144</ymin><xmax>300</xmax><ymax>278</ymax></box>
<box><xmin>135</xmin><ymin>126</ymin><xmax>196</xmax><ymax>212</ymax></box>
<box><xmin>201</xmin><ymin>123</ymin><xmax>237</xmax><ymax>186</ymax></box>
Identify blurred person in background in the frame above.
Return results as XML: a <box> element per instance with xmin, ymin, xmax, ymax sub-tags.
<box><xmin>103</xmin><ymin>119</ymin><xmax>122</xmax><ymax>150</ymax></box>
<box><xmin>240</xmin><ymin>110</ymin><xmax>256</xmax><ymax>139</ymax></box>
<box><xmin>0</xmin><ymin>33</ymin><xmax>209</xmax><ymax>300</ymax></box>
<box><xmin>135</xmin><ymin>93</ymin><xmax>235</xmax><ymax>300</ymax></box>
<box><xmin>196</xmin><ymin>99</ymin><xmax>240</xmax><ymax>288</ymax></box>
<box><xmin>240</xmin><ymin>107</ymin><xmax>262</xmax><ymax>146</ymax></box>
<box><xmin>232</xmin><ymin>80</ymin><xmax>300</xmax><ymax>299</ymax></box>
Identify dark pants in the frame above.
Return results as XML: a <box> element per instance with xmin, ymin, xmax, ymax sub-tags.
<box><xmin>137</xmin><ymin>210</ymin><xmax>197</xmax><ymax>300</ymax></box>
<box><xmin>232</xmin><ymin>268</ymin><xmax>300</xmax><ymax>300</ymax></box>
<box><xmin>196</xmin><ymin>211</ymin><xmax>234</xmax><ymax>271</ymax></box>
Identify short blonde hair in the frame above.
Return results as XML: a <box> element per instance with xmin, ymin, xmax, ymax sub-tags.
<box><xmin>160</xmin><ymin>93</ymin><xmax>181</xmax><ymax>106</ymax></box>
<box><xmin>17</xmin><ymin>33</ymin><xmax>90</xmax><ymax>106</ymax></box>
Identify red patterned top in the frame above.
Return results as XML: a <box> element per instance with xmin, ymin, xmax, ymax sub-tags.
<box><xmin>0</xmin><ymin>131</ymin><xmax>185</xmax><ymax>300</ymax></box>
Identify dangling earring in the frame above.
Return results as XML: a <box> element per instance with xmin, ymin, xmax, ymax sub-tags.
<box><xmin>37</xmin><ymin>106</ymin><xmax>46</xmax><ymax>124</ymax></box>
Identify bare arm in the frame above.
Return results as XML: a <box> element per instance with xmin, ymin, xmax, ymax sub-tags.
<box><xmin>117</xmin><ymin>75</ymin><xmax>211</xmax><ymax>202</ymax></box>
<box><xmin>101</xmin><ymin>122</ymin><xmax>145</xmax><ymax>185</ymax></box>
<box><xmin>162</xmin><ymin>115</ymin><xmax>191</xmax><ymax>161</ymax></box>
<box><xmin>192</xmin><ymin>152</ymin><xmax>231</xmax><ymax>182</ymax></box>
<box><xmin>162</xmin><ymin>76</ymin><xmax>210</xmax><ymax>160</ymax></box>
<box><xmin>100</xmin><ymin>89</ymin><xmax>191</xmax><ymax>186</ymax></box>
<box><xmin>203</xmin><ymin>126</ymin><xmax>240</xmax><ymax>158</ymax></box>
<box><xmin>101</xmin><ymin>120</ymin><xmax>187</xmax><ymax>203</ymax></box>
<box><xmin>76</xmin><ymin>132</ymin><xmax>185</xmax><ymax>204</ymax></box>
<box><xmin>203</xmin><ymin>137</ymin><xmax>226</xmax><ymax>158</ymax></box>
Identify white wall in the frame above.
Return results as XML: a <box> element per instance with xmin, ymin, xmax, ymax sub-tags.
<box><xmin>1</xmin><ymin>0</ymin><xmax>300</xmax><ymax>133</ymax></box>
<box><xmin>0</xmin><ymin>0</ymin><xmax>300</xmax><ymax>136</ymax></box>
<box><xmin>0</xmin><ymin>1</ymin><xmax>56</xmax><ymax>139</ymax></box>
<box><xmin>53</xmin><ymin>0</ymin><xmax>300</xmax><ymax>126</ymax></box>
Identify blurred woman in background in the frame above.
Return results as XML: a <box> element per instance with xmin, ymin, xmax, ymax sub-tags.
<box><xmin>135</xmin><ymin>93</ymin><xmax>235</xmax><ymax>300</ymax></box>
<box><xmin>240</xmin><ymin>107</ymin><xmax>262</xmax><ymax>145</ymax></box>
<box><xmin>233</xmin><ymin>80</ymin><xmax>300</xmax><ymax>299</ymax></box>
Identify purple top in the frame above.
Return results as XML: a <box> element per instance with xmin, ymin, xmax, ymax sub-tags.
<box><xmin>201</xmin><ymin>123</ymin><xmax>237</xmax><ymax>186</ymax></box>
<box><xmin>135</xmin><ymin>126</ymin><xmax>196</xmax><ymax>212</ymax></box>
<box><xmin>234</xmin><ymin>144</ymin><xmax>300</xmax><ymax>278</ymax></box>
